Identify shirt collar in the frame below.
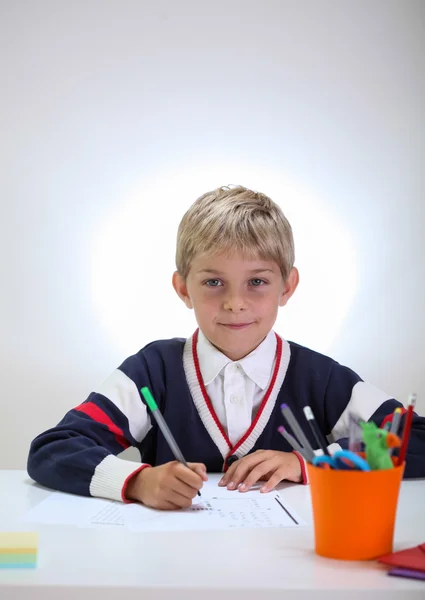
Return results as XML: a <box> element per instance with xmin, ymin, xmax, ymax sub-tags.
<box><xmin>196</xmin><ymin>330</ymin><xmax>232</xmax><ymax>385</ymax></box>
<box><xmin>196</xmin><ymin>329</ymin><xmax>277</xmax><ymax>390</ymax></box>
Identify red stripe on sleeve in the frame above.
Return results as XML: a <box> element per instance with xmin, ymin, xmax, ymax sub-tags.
<box><xmin>75</xmin><ymin>402</ymin><xmax>130</xmax><ymax>449</ymax></box>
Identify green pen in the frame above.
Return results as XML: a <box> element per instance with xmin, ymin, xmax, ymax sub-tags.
<box><xmin>140</xmin><ymin>387</ymin><xmax>201</xmax><ymax>496</ymax></box>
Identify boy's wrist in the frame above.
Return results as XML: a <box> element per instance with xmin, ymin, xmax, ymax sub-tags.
<box><xmin>123</xmin><ymin>464</ymin><xmax>152</xmax><ymax>502</ymax></box>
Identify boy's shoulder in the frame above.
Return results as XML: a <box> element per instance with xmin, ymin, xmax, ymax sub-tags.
<box><xmin>141</xmin><ymin>336</ymin><xmax>187</xmax><ymax>352</ymax></box>
<box><xmin>286</xmin><ymin>339</ymin><xmax>360</xmax><ymax>382</ymax></box>
<box><xmin>287</xmin><ymin>339</ymin><xmax>337</xmax><ymax>365</ymax></box>
<box><xmin>132</xmin><ymin>337</ymin><xmax>187</xmax><ymax>363</ymax></box>
<box><xmin>118</xmin><ymin>337</ymin><xmax>187</xmax><ymax>384</ymax></box>
<box><xmin>123</xmin><ymin>336</ymin><xmax>187</xmax><ymax>366</ymax></box>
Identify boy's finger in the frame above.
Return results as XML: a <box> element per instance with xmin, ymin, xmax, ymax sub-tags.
<box><xmin>170</xmin><ymin>476</ymin><xmax>202</xmax><ymax>500</ymax></box>
<box><xmin>220</xmin><ymin>456</ymin><xmax>256</xmax><ymax>488</ymax></box>
<box><xmin>240</xmin><ymin>458</ymin><xmax>282</xmax><ymax>491</ymax></box>
<box><xmin>218</xmin><ymin>462</ymin><xmax>237</xmax><ymax>486</ymax></box>
<box><xmin>260</xmin><ymin>467</ymin><xmax>288</xmax><ymax>493</ymax></box>
<box><xmin>166</xmin><ymin>489</ymin><xmax>193</xmax><ymax>509</ymax></box>
<box><xmin>161</xmin><ymin>500</ymin><xmax>182</xmax><ymax>511</ymax></box>
<box><xmin>226</xmin><ymin>455</ymin><xmax>267</xmax><ymax>490</ymax></box>
<box><xmin>188</xmin><ymin>462</ymin><xmax>208</xmax><ymax>481</ymax></box>
<box><xmin>174</xmin><ymin>463</ymin><xmax>204</xmax><ymax>490</ymax></box>
<box><xmin>219</xmin><ymin>450</ymin><xmax>270</xmax><ymax>486</ymax></box>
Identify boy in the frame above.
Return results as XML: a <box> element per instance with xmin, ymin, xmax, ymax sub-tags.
<box><xmin>27</xmin><ymin>186</ymin><xmax>425</xmax><ymax>510</ymax></box>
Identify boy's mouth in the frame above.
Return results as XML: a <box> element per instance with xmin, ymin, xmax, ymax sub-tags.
<box><xmin>219</xmin><ymin>322</ymin><xmax>254</xmax><ymax>330</ymax></box>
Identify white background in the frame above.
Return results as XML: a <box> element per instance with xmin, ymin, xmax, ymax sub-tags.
<box><xmin>1</xmin><ymin>0</ymin><xmax>424</xmax><ymax>468</ymax></box>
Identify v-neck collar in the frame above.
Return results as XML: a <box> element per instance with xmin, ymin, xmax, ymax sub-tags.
<box><xmin>196</xmin><ymin>328</ymin><xmax>277</xmax><ymax>390</ymax></box>
<box><xmin>183</xmin><ymin>328</ymin><xmax>291</xmax><ymax>468</ymax></box>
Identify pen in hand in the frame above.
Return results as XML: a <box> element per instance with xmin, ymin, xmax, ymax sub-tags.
<box><xmin>141</xmin><ymin>386</ymin><xmax>202</xmax><ymax>496</ymax></box>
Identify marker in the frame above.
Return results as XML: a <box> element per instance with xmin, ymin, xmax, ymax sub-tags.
<box><xmin>277</xmin><ymin>425</ymin><xmax>309</xmax><ymax>461</ymax></box>
<box><xmin>280</xmin><ymin>404</ymin><xmax>315</xmax><ymax>462</ymax></box>
<box><xmin>388</xmin><ymin>407</ymin><xmax>403</xmax><ymax>456</ymax></box>
<box><xmin>390</xmin><ymin>408</ymin><xmax>403</xmax><ymax>435</ymax></box>
<box><xmin>303</xmin><ymin>406</ymin><xmax>330</xmax><ymax>456</ymax></box>
<box><xmin>348</xmin><ymin>413</ymin><xmax>363</xmax><ymax>453</ymax></box>
<box><xmin>398</xmin><ymin>394</ymin><xmax>416</xmax><ymax>467</ymax></box>
<box><xmin>141</xmin><ymin>387</ymin><xmax>201</xmax><ymax>496</ymax></box>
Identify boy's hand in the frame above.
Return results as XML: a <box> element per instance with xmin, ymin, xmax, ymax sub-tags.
<box><xmin>126</xmin><ymin>461</ymin><xmax>207</xmax><ymax>510</ymax></box>
<box><xmin>219</xmin><ymin>450</ymin><xmax>302</xmax><ymax>493</ymax></box>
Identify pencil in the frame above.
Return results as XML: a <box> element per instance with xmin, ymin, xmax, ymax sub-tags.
<box><xmin>280</xmin><ymin>404</ymin><xmax>315</xmax><ymax>462</ymax></box>
<box><xmin>141</xmin><ymin>386</ymin><xmax>201</xmax><ymax>496</ymax></box>
<box><xmin>303</xmin><ymin>406</ymin><xmax>330</xmax><ymax>456</ymax></box>
<box><xmin>397</xmin><ymin>394</ymin><xmax>416</xmax><ymax>467</ymax></box>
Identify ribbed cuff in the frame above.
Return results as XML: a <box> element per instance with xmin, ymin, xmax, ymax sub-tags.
<box><xmin>293</xmin><ymin>444</ymin><xmax>342</xmax><ymax>485</ymax></box>
<box><xmin>292</xmin><ymin>451</ymin><xmax>308</xmax><ymax>485</ymax></box>
<box><xmin>89</xmin><ymin>455</ymin><xmax>150</xmax><ymax>502</ymax></box>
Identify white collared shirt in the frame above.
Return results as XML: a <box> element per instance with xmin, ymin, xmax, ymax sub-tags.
<box><xmin>196</xmin><ymin>329</ymin><xmax>277</xmax><ymax>445</ymax></box>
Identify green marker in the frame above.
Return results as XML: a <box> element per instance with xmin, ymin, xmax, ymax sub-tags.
<box><xmin>141</xmin><ymin>387</ymin><xmax>201</xmax><ymax>496</ymax></box>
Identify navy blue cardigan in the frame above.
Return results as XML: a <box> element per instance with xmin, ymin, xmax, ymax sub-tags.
<box><xmin>27</xmin><ymin>335</ymin><xmax>425</xmax><ymax>497</ymax></box>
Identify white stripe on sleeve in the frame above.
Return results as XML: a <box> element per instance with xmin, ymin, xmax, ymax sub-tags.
<box><xmin>329</xmin><ymin>381</ymin><xmax>392</xmax><ymax>443</ymax></box>
<box><xmin>95</xmin><ymin>369</ymin><xmax>152</xmax><ymax>443</ymax></box>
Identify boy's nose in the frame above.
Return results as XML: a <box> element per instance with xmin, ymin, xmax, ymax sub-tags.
<box><xmin>223</xmin><ymin>294</ymin><xmax>247</xmax><ymax>311</ymax></box>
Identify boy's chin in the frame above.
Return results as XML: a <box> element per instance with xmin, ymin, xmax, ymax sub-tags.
<box><xmin>208</xmin><ymin>329</ymin><xmax>266</xmax><ymax>359</ymax></box>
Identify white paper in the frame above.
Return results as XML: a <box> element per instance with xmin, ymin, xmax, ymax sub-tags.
<box><xmin>21</xmin><ymin>493</ymin><xmax>162</xmax><ymax>529</ymax></box>
<box><xmin>128</xmin><ymin>493</ymin><xmax>305</xmax><ymax>532</ymax></box>
<box><xmin>22</xmin><ymin>478</ymin><xmax>306</xmax><ymax>531</ymax></box>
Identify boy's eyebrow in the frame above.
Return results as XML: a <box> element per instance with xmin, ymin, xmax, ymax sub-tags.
<box><xmin>196</xmin><ymin>268</ymin><xmax>275</xmax><ymax>275</ymax></box>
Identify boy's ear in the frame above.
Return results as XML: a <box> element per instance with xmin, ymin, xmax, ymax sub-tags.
<box><xmin>279</xmin><ymin>267</ymin><xmax>299</xmax><ymax>307</ymax></box>
<box><xmin>172</xmin><ymin>271</ymin><xmax>194</xmax><ymax>309</ymax></box>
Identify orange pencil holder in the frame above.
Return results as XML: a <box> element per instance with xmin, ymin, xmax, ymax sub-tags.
<box><xmin>307</xmin><ymin>458</ymin><xmax>405</xmax><ymax>561</ymax></box>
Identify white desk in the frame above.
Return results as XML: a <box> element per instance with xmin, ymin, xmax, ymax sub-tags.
<box><xmin>0</xmin><ymin>470</ymin><xmax>424</xmax><ymax>599</ymax></box>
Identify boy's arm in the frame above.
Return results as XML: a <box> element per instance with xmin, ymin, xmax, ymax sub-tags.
<box><xmin>27</xmin><ymin>366</ymin><xmax>153</xmax><ymax>501</ymax></box>
<box><xmin>324</xmin><ymin>363</ymin><xmax>425</xmax><ymax>478</ymax></box>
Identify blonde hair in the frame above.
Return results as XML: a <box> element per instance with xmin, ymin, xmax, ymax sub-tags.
<box><xmin>176</xmin><ymin>185</ymin><xmax>295</xmax><ymax>281</ymax></box>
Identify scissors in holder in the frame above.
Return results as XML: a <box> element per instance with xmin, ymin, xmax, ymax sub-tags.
<box><xmin>312</xmin><ymin>450</ymin><xmax>371</xmax><ymax>471</ymax></box>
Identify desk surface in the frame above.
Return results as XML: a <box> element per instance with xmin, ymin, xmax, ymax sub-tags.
<box><xmin>0</xmin><ymin>470</ymin><xmax>424</xmax><ymax>599</ymax></box>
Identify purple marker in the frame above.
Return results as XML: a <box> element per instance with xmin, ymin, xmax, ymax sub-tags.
<box><xmin>280</xmin><ymin>403</ymin><xmax>315</xmax><ymax>462</ymax></box>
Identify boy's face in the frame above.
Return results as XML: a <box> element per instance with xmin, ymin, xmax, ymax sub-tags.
<box><xmin>173</xmin><ymin>252</ymin><xmax>299</xmax><ymax>361</ymax></box>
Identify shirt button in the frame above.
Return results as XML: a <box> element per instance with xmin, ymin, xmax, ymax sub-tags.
<box><xmin>230</xmin><ymin>395</ymin><xmax>240</xmax><ymax>404</ymax></box>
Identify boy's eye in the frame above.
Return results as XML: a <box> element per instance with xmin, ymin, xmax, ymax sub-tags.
<box><xmin>250</xmin><ymin>278</ymin><xmax>266</xmax><ymax>286</ymax></box>
<box><xmin>205</xmin><ymin>279</ymin><xmax>222</xmax><ymax>287</ymax></box>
